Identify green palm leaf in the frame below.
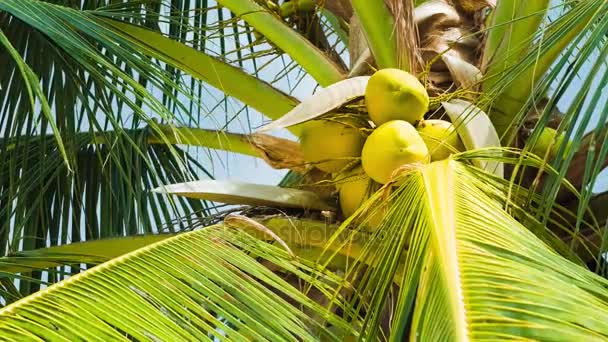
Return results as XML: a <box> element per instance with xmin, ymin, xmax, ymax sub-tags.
<box><xmin>0</xmin><ymin>224</ymin><xmax>355</xmax><ymax>341</ymax></box>
<box><xmin>319</xmin><ymin>158</ymin><xmax>608</xmax><ymax>340</ymax></box>
<box><xmin>0</xmin><ymin>0</ymin><xmax>323</xmax><ymax>298</ymax></box>
<box><xmin>3</xmin><ymin>159</ymin><xmax>608</xmax><ymax>340</ymax></box>
<box><xmin>0</xmin><ymin>0</ymin><xmax>304</xmax><ymax>261</ymax></box>
<box><xmin>99</xmin><ymin>18</ymin><xmax>298</xmax><ymax>124</ymax></box>
<box><xmin>0</xmin><ymin>234</ymin><xmax>174</xmax><ymax>275</ymax></box>
<box><xmin>0</xmin><ymin>28</ymin><xmax>69</xmax><ymax>166</ymax></box>
<box><xmin>486</xmin><ymin>0</ymin><xmax>607</xmax><ymax>140</ymax></box>
<box><xmin>0</xmin><ymin>0</ymin><xmax>213</xmax><ymax>259</ymax></box>
<box><xmin>0</xmin><ymin>130</ymin><xmax>206</xmax><ymax>250</ymax></box>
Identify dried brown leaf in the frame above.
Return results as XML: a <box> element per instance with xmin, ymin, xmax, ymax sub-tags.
<box><xmin>415</xmin><ymin>0</ymin><xmax>461</xmax><ymax>36</ymax></box>
<box><xmin>450</xmin><ymin>0</ymin><xmax>495</xmax><ymax>13</ymax></box>
<box><xmin>323</xmin><ymin>0</ymin><xmax>353</xmax><ymax>20</ymax></box>
<box><xmin>348</xmin><ymin>14</ymin><xmax>370</xmax><ymax>70</ymax></box>
<box><xmin>249</xmin><ymin>133</ymin><xmax>306</xmax><ymax>172</ymax></box>
<box><xmin>441</xmin><ymin>52</ymin><xmax>482</xmax><ymax>88</ymax></box>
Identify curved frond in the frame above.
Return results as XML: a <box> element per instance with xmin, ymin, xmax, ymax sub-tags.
<box><xmin>99</xmin><ymin>18</ymin><xmax>299</xmax><ymax>124</ymax></box>
<box><xmin>0</xmin><ymin>128</ymin><xmax>211</xmax><ymax>300</ymax></box>
<box><xmin>482</xmin><ymin>0</ymin><xmax>550</xmax><ymax>92</ymax></box>
<box><xmin>0</xmin><ymin>234</ymin><xmax>174</xmax><ymax>275</ymax></box>
<box><xmin>0</xmin><ymin>28</ymin><xmax>69</xmax><ymax>166</ymax></box>
<box><xmin>0</xmin><ymin>0</ymin><xmax>214</xmax><ymax>257</ymax></box>
<box><xmin>476</xmin><ymin>0</ymin><xmax>608</xmax><ymax>261</ymax></box>
<box><xmin>321</xmin><ymin>159</ymin><xmax>608</xmax><ymax>340</ymax></box>
<box><xmin>0</xmin><ymin>224</ymin><xmax>355</xmax><ymax>341</ymax></box>
<box><xmin>0</xmin><ymin>0</ymin><xmax>341</xmax><ymax>299</ymax></box>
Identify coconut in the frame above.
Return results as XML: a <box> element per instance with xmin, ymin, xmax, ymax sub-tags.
<box><xmin>339</xmin><ymin>167</ymin><xmax>374</xmax><ymax>218</ymax></box>
<box><xmin>417</xmin><ymin>119</ymin><xmax>465</xmax><ymax>161</ymax></box>
<box><xmin>300</xmin><ymin>118</ymin><xmax>365</xmax><ymax>173</ymax></box>
<box><xmin>361</xmin><ymin>120</ymin><xmax>429</xmax><ymax>184</ymax></box>
<box><xmin>531</xmin><ymin>127</ymin><xmax>572</xmax><ymax>159</ymax></box>
<box><xmin>365</xmin><ymin>68</ymin><xmax>429</xmax><ymax>126</ymax></box>
<box><xmin>337</xmin><ymin>167</ymin><xmax>384</xmax><ymax>228</ymax></box>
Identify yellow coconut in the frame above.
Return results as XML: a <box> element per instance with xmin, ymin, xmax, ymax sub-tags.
<box><xmin>339</xmin><ymin>168</ymin><xmax>374</xmax><ymax>217</ymax></box>
<box><xmin>417</xmin><ymin>119</ymin><xmax>465</xmax><ymax>161</ymax></box>
<box><xmin>361</xmin><ymin>120</ymin><xmax>429</xmax><ymax>184</ymax></box>
<box><xmin>365</xmin><ymin>68</ymin><xmax>429</xmax><ymax>126</ymax></box>
<box><xmin>337</xmin><ymin>167</ymin><xmax>384</xmax><ymax>228</ymax></box>
<box><xmin>300</xmin><ymin>118</ymin><xmax>365</xmax><ymax>173</ymax></box>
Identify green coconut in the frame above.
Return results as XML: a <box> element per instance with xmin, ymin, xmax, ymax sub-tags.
<box><xmin>300</xmin><ymin>118</ymin><xmax>365</xmax><ymax>173</ymax></box>
<box><xmin>337</xmin><ymin>167</ymin><xmax>384</xmax><ymax>228</ymax></box>
<box><xmin>417</xmin><ymin>119</ymin><xmax>465</xmax><ymax>161</ymax></box>
<box><xmin>365</xmin><ymin>68</ymin><xmax>429</xmax><ymax>126</ymax></box>
<box><xmin>531</xmin><ymin>127</ymin><xmax>572</xmax><ymax>159</ymax></box>
<box><xmin>361</xmin><ymin>120</ymin><xmax>429</xmax><ymax>184</ymax></box>
<box><xmin>338</xmin><ymin>168</ymin><xmax>374</xmax><ymax>217</ymax></box>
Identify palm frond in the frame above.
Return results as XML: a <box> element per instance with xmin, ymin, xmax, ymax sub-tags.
<box><xmin>0</xmin><ymin>223</ymin><xmax>356</xmax><ymax>341</ymax></box>
<box><xmin>0</xmin><ymin>0</ymin><xmax>332</xmax><ymax>262</ymax></box>
<box><xmin>0</xmin><ymin>128</ymin><xmax>210</xmax><ymax>297</ymax></box>
<box><xmin>0</xmin><ymin>234</ymin><xmax>175</xmax><ymax>275</ymax></box>
<box><xmin>472</xmin><ymin>0</ymin><xmax>608</xmax><ymax>268</ymax></box>
<box><xmin>482</xmin><ymin>0</ymin><xmax>550</xmax><ymax>92</ymax></box>
<box><xmin>0</xmin><ymin>27</ymin><xmax>69</xmax><ymax>166</ymax></box>
<box><xmin>0</xmin><ymin>233</ymin><xmax>177</xmax><ymax>305</ymax></box>
<box><xmin>0</xmin><ymin>0</ymin><xmax>217</xmax><ymax>254</ymax></box>
<box><xmin>98</xmin><ymin>18</ymin><xmax>299</xmax><ymax>124</ymax></box>
<box><xmin>484</xmin><ymin>0</ymin><xmax>607</xmax><ymax>140</ymax></box>
<box><xmin>318</xmin><ymin>158</ymin><xmax>608</xmax><ymax>340</ymax></box>
<box><xmin>0</xmin><ymin>0</ymin><xmax>309</xmax><ymax>269</ymax></box>
<box><xmin>0</xmin><ymin>215</ymin><xmax>370</xmax><ymax>283</ymax></box>
<box><xmin>6</xmin><ymin>158</ymin><xmax>608</xmax><ymax>339</ymax></box>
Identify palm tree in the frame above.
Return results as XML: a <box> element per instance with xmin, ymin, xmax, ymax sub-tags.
<box><xmin>1</xmin><ymin>0</ymin><xmax>608</xmax><ymax>339</ymax></box>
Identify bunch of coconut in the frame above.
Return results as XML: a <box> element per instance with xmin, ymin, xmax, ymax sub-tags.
<box><xmin>299</xmin><ymin>68</ymin><xmax>464</xmax><ymax>228</ymax></box>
